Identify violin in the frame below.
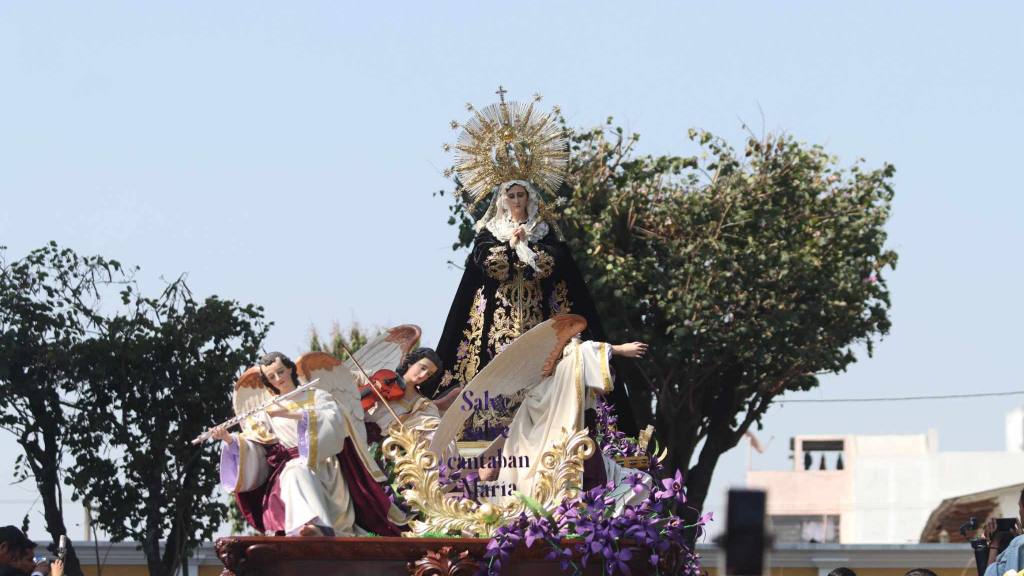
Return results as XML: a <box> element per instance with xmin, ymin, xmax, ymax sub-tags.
<box><xmin>359</xmin><ymin>369</ymin><xmax>406</xmax><ymax>411</ymax></box>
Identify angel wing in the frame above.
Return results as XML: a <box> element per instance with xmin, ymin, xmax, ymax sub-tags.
<box><xmin>232</xmin><ymin>365</ymin><xmax>271</xmax><ymax>417</ymax></box>
<box><xmin>295</xmin><ymin>324</ymin><xmax>422</xmax><ymax>420</ymax></box>
<box><xmin>428</xmin><ymin>314</ymin><xmax>587</xmax><ymax>454</ymax></box>
<box><xmin>229</xmin><ymin>366</ymin><xmax>280</xmax><ymax>442</ymax></box>
<box><xmin>344</xmin><ymin>323</ymin><xmax>422</xmax><ymax>384</ymax></box>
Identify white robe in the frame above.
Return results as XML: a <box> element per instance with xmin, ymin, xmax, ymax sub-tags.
<box><xmin>367</xmin><ymin>390</ymin><xmax>441</xmax><ymax>435</ymax></box>
<box><xmin>492</xmin><ymin>340</ymin><xmax>652</xmax><ymax>507</ymax></box>
<box><xmin>220</xmin><ymin>388</ymin><xmax>392</xmax><ymax>535</ymax></box>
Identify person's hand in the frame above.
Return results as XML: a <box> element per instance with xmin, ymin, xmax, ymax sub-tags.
<box><xmin>613</xmin><ymin>342</ymin><xmax>649</xmax><ymax>359</ymax></box>
<box><xmin>984</xmin><ymin>517</ymin><xmax>1020</xmax><ymax>550</ymax></box>
<box><xmin>210</xmin><ymin>425</ymin><xmax>234</xmax><ymax>444</ymax></box>
<box><xmin>984</xmin><ymin>516</ymin><xmax>995</xmax><ymax>538</ymax></box>
<box><xmin>50</xmin><ymin>559</ymin><xmax>64</xmax><ymax>576</ymax></box>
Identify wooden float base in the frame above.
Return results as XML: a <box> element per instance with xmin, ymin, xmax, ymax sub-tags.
<box><xmin>214</xmin><ymin>535</ymin><xmax>652</xmax><ymax>576</ymax></box>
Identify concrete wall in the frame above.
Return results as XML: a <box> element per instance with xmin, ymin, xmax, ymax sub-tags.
<box><xmin>849</xmin><ymin>450</ymin><xmax>1024</xmax><ymax>542</ymax></box>
<box><xmin>748</xmin><ymin>470</ymin><xmax>849</xmax><ymax>516</ymax></box>
<box><xmin>749</xmin><ymin>432</ymin><xmax>1024</xmax><ymax>544</ymax></box>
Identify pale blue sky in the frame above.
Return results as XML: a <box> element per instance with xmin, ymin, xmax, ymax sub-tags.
<box><xmin>1</xmin><ymin>2</ymin><xmax>1022</xmax><ymax>542</ymax></box>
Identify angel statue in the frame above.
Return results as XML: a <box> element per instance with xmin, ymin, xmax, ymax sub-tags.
<box><xmin>429</xmin><ymin>89</ymin><xmax>638</xmax><ymax>440</ymax></box>
<box><xmin>361</xmin><ymin>346</ymin><xmax>462</xmax><ymax>446</ymax></box>
<box><xmin>212</xmin><ymin>325</ymin><xmax>421</xmax><ymax>537</ymax></box>
<box><xmin>430</xmin><ymin>315</ymin><xmax>653</xmax><ymax>508</ymax></box>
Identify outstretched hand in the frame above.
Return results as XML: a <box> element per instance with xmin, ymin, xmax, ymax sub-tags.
<box><xmin>612</xmin><ymin>342</ymin><xmax>648</xmax><ymax>359</ymax></box>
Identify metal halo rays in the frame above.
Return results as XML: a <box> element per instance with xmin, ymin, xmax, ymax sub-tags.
<box><xmin>445</xmin><ymin>89</ymin><xmax>569</xmax><ymax>209</ymax></box>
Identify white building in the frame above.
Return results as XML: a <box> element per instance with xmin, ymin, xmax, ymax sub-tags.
<box><xmin>747</xmin><ymin>410</ymin><xmax>1024</xmax><ymax>544</ymax></box>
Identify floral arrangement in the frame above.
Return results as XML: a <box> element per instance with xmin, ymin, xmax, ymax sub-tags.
<box><xmin>379</xmin><ymin>396</ymin><xmax>710</xmax><ymax>574</ymax></box>
<box><xmin>593</xmin><ymin>397</ymin><xmax>644</xmax><ymax>459</ymax></box>
<box><xmin>480</xmin><ymin>471</ymin><xmax>709</xmax><ymax>575</ymax></box>
<box><xmin>476</xmin><ymin>398</ymin><xmax>710</xmax><ymax>574</ymax></box>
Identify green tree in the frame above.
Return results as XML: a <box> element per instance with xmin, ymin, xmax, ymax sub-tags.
<box><xmin>0</xmin><ymin>242</ymin><xmax>129</xmax><ymax>576</ymax></box>
<box><xmin>309</xmin><ymin>321</ymin><xmax>375</xmax><ymax>361</ymax></box>
<box><xmin>68</xmin><ymin>277</ymin><xmax>267</xmax><ymax>576</ymax></box>
<box><xmin>442</xmin><ymin>121</ymin><xmax>896</xmax><ymax>514</ymax></box>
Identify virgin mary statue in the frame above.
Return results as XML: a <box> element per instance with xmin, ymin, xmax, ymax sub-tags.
<box><xmin>426</xmin><ymin>89</ymin><xmax>638</xmax><ymax>440</ymax></box>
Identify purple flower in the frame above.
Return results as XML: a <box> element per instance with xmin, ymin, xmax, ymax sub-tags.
<box><xmin>626</xmin><ymin>472</ymin><xmax>647</xmax><ymax>495</ymax></box>
<box><xmin>655</xmin><ymin>470</ymin><xmax>686</xmax><ymax>505</ymax></box>
<box><xmin>581</xmin><ymin>485</ymin><xmax>612</xmax><ymax>513</ymax></box>
<box><xmin>524</xmin><ymin>520</ymin><xmax>548</xmax><ymax>548</ymax></box>
<box><xmin>603</xmin><ymin>546</ymin><xmax>633</xmax><ymax>575</ymax></box>
<box><xmin>544</xmin><ymin>546</ymin><xmax>574</xmax><ymax>571</ymax></box>
<box><xmin>624</xmin><ymin>517</ymin><xmax>658</xmax><ymax>545</ymax></box>
<box><xmin>481</xmin><ymin>487</ymin><xmax>703</xmax><ymax>576</ymax></box>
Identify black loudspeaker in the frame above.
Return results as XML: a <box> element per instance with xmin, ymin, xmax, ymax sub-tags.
<box><xmin>724</xmin><ymin>489</ymin><xmax>766</xmax><ymax>576</ymax></box>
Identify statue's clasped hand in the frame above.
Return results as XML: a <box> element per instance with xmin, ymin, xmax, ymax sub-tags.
<box><xmin>509</xmin><ymin>226</ymin><xmax>527</xmax><ymax>247</ymax></box>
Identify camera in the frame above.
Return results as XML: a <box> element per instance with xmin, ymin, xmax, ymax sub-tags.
<box><xmin>995</xmin><ymin>518</ymin><xmax>1019</xmax><ymax>534</ymax></box>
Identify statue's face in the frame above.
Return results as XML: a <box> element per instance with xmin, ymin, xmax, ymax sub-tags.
<box><xmin>403</xmin><ymin>358</ymin><xmax>438</xmax><ymax>388</ymax></box>
<box><xmin>504</xmin><ymin>185</ymin><xmax>529</xmax><ymax>222</ymax></box>
<box><xmin>262</xmin><ymin>358</ymin><xmax>296</xmax><ymax>393</ymax></box>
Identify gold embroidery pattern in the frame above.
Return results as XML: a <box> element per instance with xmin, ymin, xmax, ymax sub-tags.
<box><xmin>453</xmin><ymin>288</ymin><xmax>486</xmax><ymax>385</ymax></box>
<box><xmin>240</xmin><ymin>415</ymin><xmax>277</xmax><ymax>444</ymax></box>
<box><xmin>463</xmin><ymin>262</ymin><xmax>548</xmax><ymax>438</ymax></box>
<box><xmin>484</xmin><ymin>246</ymin><xmax>510</xmax><ymax>281</ymax></box>
<box><xmin>438</xmin><ymin>370</ymin><xmax>454</xmax><ymax>391</ymax></box>
<box><xmin>574</xmin><ymin>341</ymin><xmax>585</xmax><ymax>429</ymax></box>
<box><xmin>534</xmin><ymin>250</ymin><xmax>555</xmax><ymax>280</ymax></box>
<box><xmin>598</xmin><ymin>343</ymin><xmax>612</xmax><ymax>393</ymax></box>
<box><xmin>489</xmin><ymin>269</ymin><xmax>545</xmax><ymax>356</ymax></box>
<box><xmin>307</xmin><ymin>405</ymin><xmax>318</xmax><ymax>467</ymax></box>
<box><xmin>549</xmin><ymin>280</ymin><xmax>572</xmax><ymax>315</ymax></box>
<box><xmin>463</xmin><ymin>387</ymin><xmax>528</xmax><ymax>439</ymax></box>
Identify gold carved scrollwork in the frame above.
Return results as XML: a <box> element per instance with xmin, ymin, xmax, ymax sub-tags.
<box><xmin>382</xmin><ymin>421</ymin><xmax>595</xmax><ymax>537</ymax></box>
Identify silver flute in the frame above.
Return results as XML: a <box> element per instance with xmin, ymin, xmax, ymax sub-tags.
<box><xmin>190</xmin><ymin>378</ymin><xmax>320</xmax><ymax>444</ymax></box>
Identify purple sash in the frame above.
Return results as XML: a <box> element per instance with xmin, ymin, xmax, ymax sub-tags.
<box><xmin>235</xmin><ymin>443</ymin><xmax>297</xmax><ymax>534</ymax></box>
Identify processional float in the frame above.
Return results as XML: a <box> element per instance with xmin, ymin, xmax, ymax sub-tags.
<box><xmin>209</xmin><ymin>88</ymin><xmax>685</xmax><ymax>576</ymax></box>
